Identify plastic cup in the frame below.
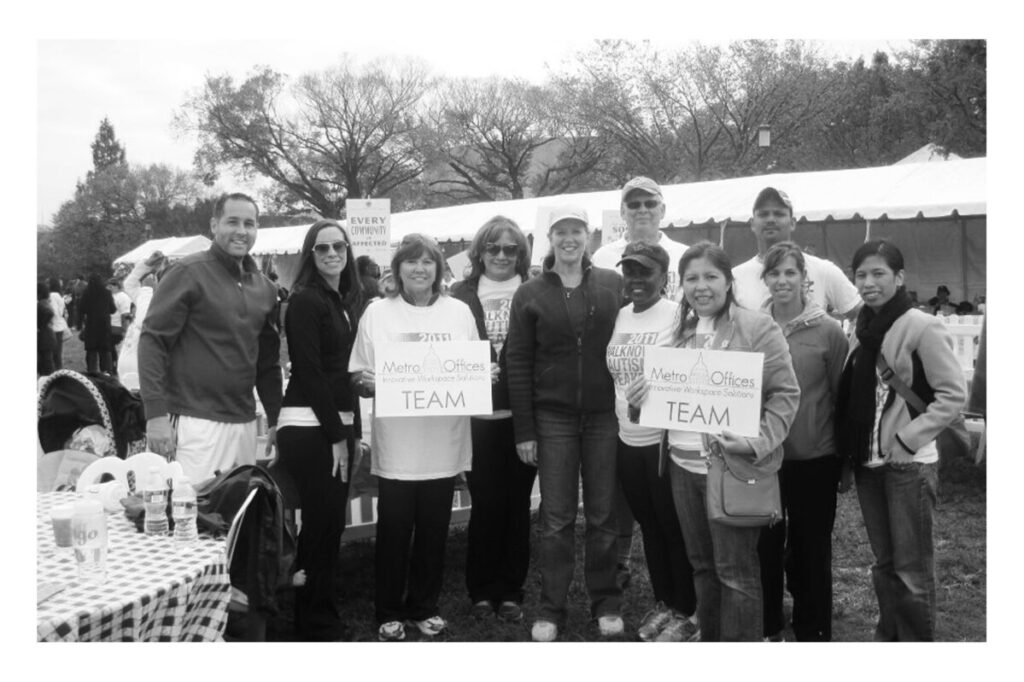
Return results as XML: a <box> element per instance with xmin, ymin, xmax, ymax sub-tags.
<box><xmin>71</xmin><ymin>499</ymin><xmax>108</xmax><ymax>584</ymax></box>
<box><xmin>50</xmin><ymin>504</ymin><xmax>75</xmax><ymax>549</ymax></box>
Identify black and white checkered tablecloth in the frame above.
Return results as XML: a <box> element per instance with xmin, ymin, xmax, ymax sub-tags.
<box><xmin>37</xmin><ymin>492</ymin><xmax>231</xmax><ymax>642</ymax></box>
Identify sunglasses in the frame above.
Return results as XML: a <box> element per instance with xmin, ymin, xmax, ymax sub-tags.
<box><xmin>313</xmin><ymin>241</ymin><xmax>348</xmax><ymax>255</ymax></box>
<box><xmin>483</xmin><ymin>244</ymin><xmax>518</xmax><ymax>258</ymax></box>
<box><xmin>625</xmin><ymin>199</ymin><xmax>661</xmax><ymax>210</ymax></box>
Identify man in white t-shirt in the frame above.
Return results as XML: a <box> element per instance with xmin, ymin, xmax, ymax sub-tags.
<box><xmin>592</xmin><ymin>176</ymin><xmax>688</xmax><ymax>300</ymax></box>
<box><xmin>592</xmin><ymin>176</ymin><xmax>689</xmax><ymax>589</ymax></box>
<box><xmin>731</xmin><ymin>187</ymin><xmax>861</xmax><ymax>321</ymax></box>
<box><xmin>108</xmin><ymin>278</ymin><xmax>134</xmax><ymax>371</ymax></box>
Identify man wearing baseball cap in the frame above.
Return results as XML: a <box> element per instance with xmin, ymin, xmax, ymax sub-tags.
<box><xmin>732</xmin><ymin>187</ymin><xmax>860</xmax><ymax>321</ymax></box>
<box><xmin>592</xmin><ymin>176</ymin><xmax>689</xmax><ymax>300</ymax></box>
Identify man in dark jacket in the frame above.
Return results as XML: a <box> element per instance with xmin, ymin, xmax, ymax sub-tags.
<box><xmin>139</xmin><ymin>193</ymin><xmax>282</xmax><ymax>484</ymax></box>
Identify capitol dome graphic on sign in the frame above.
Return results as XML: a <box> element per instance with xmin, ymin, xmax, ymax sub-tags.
<box><xmin>421</xmin><ymin>346</ymin><xmax>443</xmax><ymax>376</ymax></box>
<box><xmin>688</xmin><ymin>352</ymin><xmax>711</xmax><ymax>385</ymax></box>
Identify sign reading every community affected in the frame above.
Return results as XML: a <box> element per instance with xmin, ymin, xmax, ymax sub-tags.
<box><xmin>347</xmin><ymin>198</ymin><xmax>392</xmax><ymax>267</ymax></box>
<box><xmin>374</xmin><ymin>340</ymin><xmax>493</xmax><ymax>417</ymax></box>
<box><xmin>638</xmin><ymin>346</ymin><xmax>764</xmax><ymax>437</ymax></box>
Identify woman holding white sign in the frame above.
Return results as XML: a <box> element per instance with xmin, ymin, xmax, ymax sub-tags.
<box><xmin>506</xmin><ymin>205</ymin><xmax>625</xmax><ymax>642</ymax></box>
<box><xmin>349</xmin><ymin>233</ymin><xmax>480</xmax><ymax>642</ymax></box>
<box><xmin>275</xmin><ymin>219</ymin><xmax>364</xmax><ymax>641</ymax></box>
<box><xmin>757</xmin><ymin>242</ymin><xmax>849</xmax><ymax>642</ymax></box>
<box><xmin>626</xmin><ymin>241</ymin><xmax>799</xmax><ymax>641</ymax></box>
<box><xmin>835</xmin><ymin>240</ymin><xmax>965</xmax><ymax>641</ymax></box>
<box><xmin>450</xmin><ymin>216</ymin><xmax>536</xmax><ymax>624</ymax></box>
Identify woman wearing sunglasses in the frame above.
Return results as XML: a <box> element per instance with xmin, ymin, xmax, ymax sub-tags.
<box><xmin>275</xmin><ymin>219</ymin><xmax>365</xmax><ymax>640</ymax></box>
<box><xmin>450</xmin><ymin>216</ymin><xmax>536</xmax><ymax>624</ymax></box>
<box><xmin>349</xmin><ymin>233</ymin><xmax>480</xmax><ymax>641</ymax></box>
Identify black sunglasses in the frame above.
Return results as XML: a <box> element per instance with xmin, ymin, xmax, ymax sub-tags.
<box><xmin>313</xmin><ymin>241</ymin><xmax>348</xmax><ymax>255</ymax></box>
<box><xmin>625</xmin><ymin>199</ymin><xmax>661</xmax><ymax>210</ymax></box>
<box><xmin>483</xmin><ymin>244</ymin><xmax>518</xmax><ymax>257</ymax></box>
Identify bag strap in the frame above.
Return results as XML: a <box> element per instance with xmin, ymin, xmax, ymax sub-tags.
<box><xmin>875</xmin><ymin>354</ymin><xmax>928</xmax><ymax>414</ymax></box>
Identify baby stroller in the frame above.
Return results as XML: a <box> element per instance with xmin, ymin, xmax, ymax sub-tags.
<box><xmin>37</xmin><ymin>369</ymin><xmax>148</xmax><ymax>459</ymax></box>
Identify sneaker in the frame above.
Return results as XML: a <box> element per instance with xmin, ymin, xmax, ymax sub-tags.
<box><xmin>470</xmin><ymin>600</ymin><xmax>494</xmax><ymax>620</ymax></box>
<box><xmin>496</xmin><ymin>601</ymin><xmax>524</xmax><ymax>622</ymax></box>
<box><xmin>763</xmin><ymin>631</ymin><xmax>786</xmax><ymax>642</ymax></box>
<box><xmin>655</xmin><ymin>613</ymin><xmax>699</xmax><ymax>642</ymax></box>
<box><xmin>378</xmin><ymin>621</ymin><xmax>406</xmax><ymax>642</ymax></box>
<box><xmin>637</xmin><ymin>602</ymin><xmax>674</xmax><ymax>642</ymax></box>
<box><xmin>406</xmin><ymin>616</ymin><xmax>447</xmax><ymax>637</ymax></box>
<box><xmin>531</xmin><ymin>619</ymin><xmax>558</xmax><ymax>642</ymax></box>
<box><xmin>598</xmin><ymin>614</ymin><xmax>625</xmax><ymax>637</ymax></box>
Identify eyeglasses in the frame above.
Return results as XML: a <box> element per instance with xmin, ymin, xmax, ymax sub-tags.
<box><xmin>313</xmin><ymin>241</ymin><xmax>348</xmax><ymax>255</ymax></box>
<box><xmin>625</xmin><ymin>199</ymin><xmax>661</xmax><ymax>210</ymax></box>
<box><xmin>483</xmin><ymin>244</ymin><xmax>518</xmax><ymax>258</ymax></box>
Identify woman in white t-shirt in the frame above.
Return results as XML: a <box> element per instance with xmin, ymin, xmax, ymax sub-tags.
<box><xmin>450</xmin><ymin>216</ymin><xmax>535</xmax><ymax>624</ymax></box>
<box><xmin>607</xmin><ymin>241</ymin><xmax>697</xmax><ymax>642</ymax></box>
<box><xmin>626</xmin><ymin>241</ymin><xmax>799</xmax><ymax>641</ymax></box>
<box><xmin>349</xmin><ymin>233</ymin><xmax>480</xmax><ymax>642</ymax></box>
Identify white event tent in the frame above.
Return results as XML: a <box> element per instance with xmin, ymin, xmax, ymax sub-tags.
<box><xmin>113</xmin><ymin>235</ymin><xmax>212</xmax><ymax>267</ymax></box>
<box><xmin>249</xmin><ymin>157</ymin><xmax>986</xmax><ymax>300</ymax></box>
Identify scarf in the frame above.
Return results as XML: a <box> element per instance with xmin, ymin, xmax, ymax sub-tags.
<box><xmin>836</xmin><ymin>288</ymin><xmax>913</xmax><ymax>463</ymax></box>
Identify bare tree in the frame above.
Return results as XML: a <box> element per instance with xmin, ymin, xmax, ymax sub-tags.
<box><xmin>176</xmin><ymin>58</ymin><xmax>432</xmax><ymax>217</ymax></box>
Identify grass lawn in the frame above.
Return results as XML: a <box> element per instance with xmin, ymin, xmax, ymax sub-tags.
<box><xmin>54</xmin><ymin>334</ymin><xmax>986</xmax><ymax>642</ymax></box>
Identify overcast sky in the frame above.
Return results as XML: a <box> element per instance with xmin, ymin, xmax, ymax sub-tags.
<box><xmin>36</xmin><ymin>38</ymin><xmax>912</xmax><ymax>226</ymax></box>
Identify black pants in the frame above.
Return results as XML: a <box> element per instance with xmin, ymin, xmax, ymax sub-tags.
<box><xmin>276</xmin><ymin>424</ymin><xmax>352</xmax><ymax>640</ymax></box>
<box><xmin>85</xmin><ymin>348</ymin><xmax>112</xmax><ymax>374</ymax></box>
<box><xmin>758</xmin><ymin>456</ymin><xmax>841</xmax><ymax>641</ymax></box>
<box><xmin>375</xmin><ymin>475</ymin><xmax>456</xmax><ymax>624</ymax></box>
<box><xmin>464</xmin><ymin>417</ymin><xmax>537</xmax><ymax>605</ymax></box>
<box><xmin>616</xmin><ymin>440</ymin><xmax>697</xmax><ymax>615</ymax></box>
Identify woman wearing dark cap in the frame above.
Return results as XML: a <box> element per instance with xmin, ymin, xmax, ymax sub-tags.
<box><xmin>835</xmin><ymin>239</ymin><xmax>966</xmax><ymax>641</ymax></box>
<box><xmin>450</xmin><ymin>215</ymin><xmax>536</xmax><ymax>623</ymax></box>
<box><xmin>606</xmin><ymin>241</ymin><xmax>697</xmax><ymax>642</ymax></box>
<box><xmin>275</xmin><ymin>219</ymin><xmax>364</xmax><ymax>640</ymax></box>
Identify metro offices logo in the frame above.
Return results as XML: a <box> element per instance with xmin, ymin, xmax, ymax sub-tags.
<box><xmin>649</xmin><ymin>352</ymin><xmax>757</xmax><ymax>390</ymax></box>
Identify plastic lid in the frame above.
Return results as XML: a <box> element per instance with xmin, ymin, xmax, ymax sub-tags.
<box><xmin>73</xmin><ymin>499</ymin><xmax>104</xmax><ymax>515</ymax></box>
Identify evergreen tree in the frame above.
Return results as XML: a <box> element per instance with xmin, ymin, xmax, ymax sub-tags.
<box><xmin>91</xmin><ymin>117</ymin><xmax>127</xmax><ymax>171</ymax></box>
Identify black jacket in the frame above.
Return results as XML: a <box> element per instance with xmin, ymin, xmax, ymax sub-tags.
<box><xmin>281</xmin><ymin>274</ymin><xmax>361</xmax><ymax>442</ymax></box>
<box><xmin>450</xmin><ymin>277</ymin><xmax>513</xmax><ymax>413</ymax></box>
<box><xmin>506</xmin><ymin>255</ymin><xmax>623</xmax><ymax>443</ymax></box>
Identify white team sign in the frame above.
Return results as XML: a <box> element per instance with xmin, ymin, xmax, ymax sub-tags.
<box><xmin>638</xmin><ymin>346</ymin><xmax>764</xmax><ymax>437</ymax></box>
<box><xmin>374</xmin><ymin>340</ymin><xmax>493</xmax><ymax>417</ymax></box>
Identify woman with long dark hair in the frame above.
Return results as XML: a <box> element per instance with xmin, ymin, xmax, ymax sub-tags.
<box><xmin>626</xmin><ymin>241</ymin><xmax>799</xmax><ymax>641</ymax></box>
<box><xmin>835</xmin><ymin>239</ymin><xmax>966</xmax><ymax>641</ymax></box>
<box><xmin>275</xmin><ymin>219</ymin><xmax>364</xmax><ymax>640</ymax></box>
<box><xmin>79</xmin><ymin>273</ymin><xmax>116</xmax><ymax>374</ymax></box>
<box><xmin>37</xmin><ymin>282</ymin><xmax>56</xmax><ymax>377</ymax></box>
<box><xmin>349</xmin><ymin>233</ymin><xmax>480</xmax><ymax>642</ymax></box>
<box><xmin>450</xmin><ymin>215</ymin><xmax>536</xmax><ymax>623</ymax></box>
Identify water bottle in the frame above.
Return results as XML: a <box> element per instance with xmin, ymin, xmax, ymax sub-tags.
<box><xmin>172</xmin><ymin>476</ymin><xmax>198</xmax><ymax>544</ymax></box>
<box><xmin>143</xmin><ymin>466</ymin><xmax>169</xmax><ymax>535</ymax></box>
<box><xmin>71</xmin><ymin>499</ymin><xmax>108</xmax><ymax>583</ymax></box>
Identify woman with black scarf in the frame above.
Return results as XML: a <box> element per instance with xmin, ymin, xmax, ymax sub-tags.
<box><xmin>835</xmin><ymin>240</ymin><xmax>966</xmax><ymax>641</ymax></box>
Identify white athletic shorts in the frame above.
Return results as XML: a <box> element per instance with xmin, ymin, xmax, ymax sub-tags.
<box><xmin>171</xmin><ymin>414</ymin><xmax>257</xmax><ymax>485</ymax></box>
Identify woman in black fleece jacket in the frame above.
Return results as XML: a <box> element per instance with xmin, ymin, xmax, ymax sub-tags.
<box><xmin>505</xmin><ymin>205</ymin><xmax>624</xmax><ymax>641</ymax></box>
<box><xmin>275</xmin><ymin>219</ymin><xmax>364</xmax><ymax>640</ymax></box>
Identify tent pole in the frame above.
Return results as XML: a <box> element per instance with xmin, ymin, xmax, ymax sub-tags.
<box><xmin>719</xmin><ymin>220</ymin><xmax>727</xmax><ymax>247</ymax></box>
<box><xmin>960</xmin><ymin>216</ymin><xmax>969</xmax><ymax>301</ymax></box>
<box><xmin>864</xmin><ymin>219</ymin><xmax>871</xmax><ymax>242</ymax></box>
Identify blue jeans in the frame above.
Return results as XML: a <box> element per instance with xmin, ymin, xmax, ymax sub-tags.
<box><xmin>669</xmin><ymin>463</ymin><xmax>763</xmax><ymax>641</ymax></box>
<box><xmin>855</xmin><ymin>462</ymin><xmax>938</xmax><ymax>641</ymax></box>
<box><xmin>535</xmin><ymin>409</ymin><xmax>621</xmax><ymax>623</ymax></box>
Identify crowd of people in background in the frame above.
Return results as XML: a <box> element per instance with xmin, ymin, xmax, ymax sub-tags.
<box><xmin>36</xmin><ymin>185</ymin><xmax>977</xmax><ymax>643</ymax></box>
